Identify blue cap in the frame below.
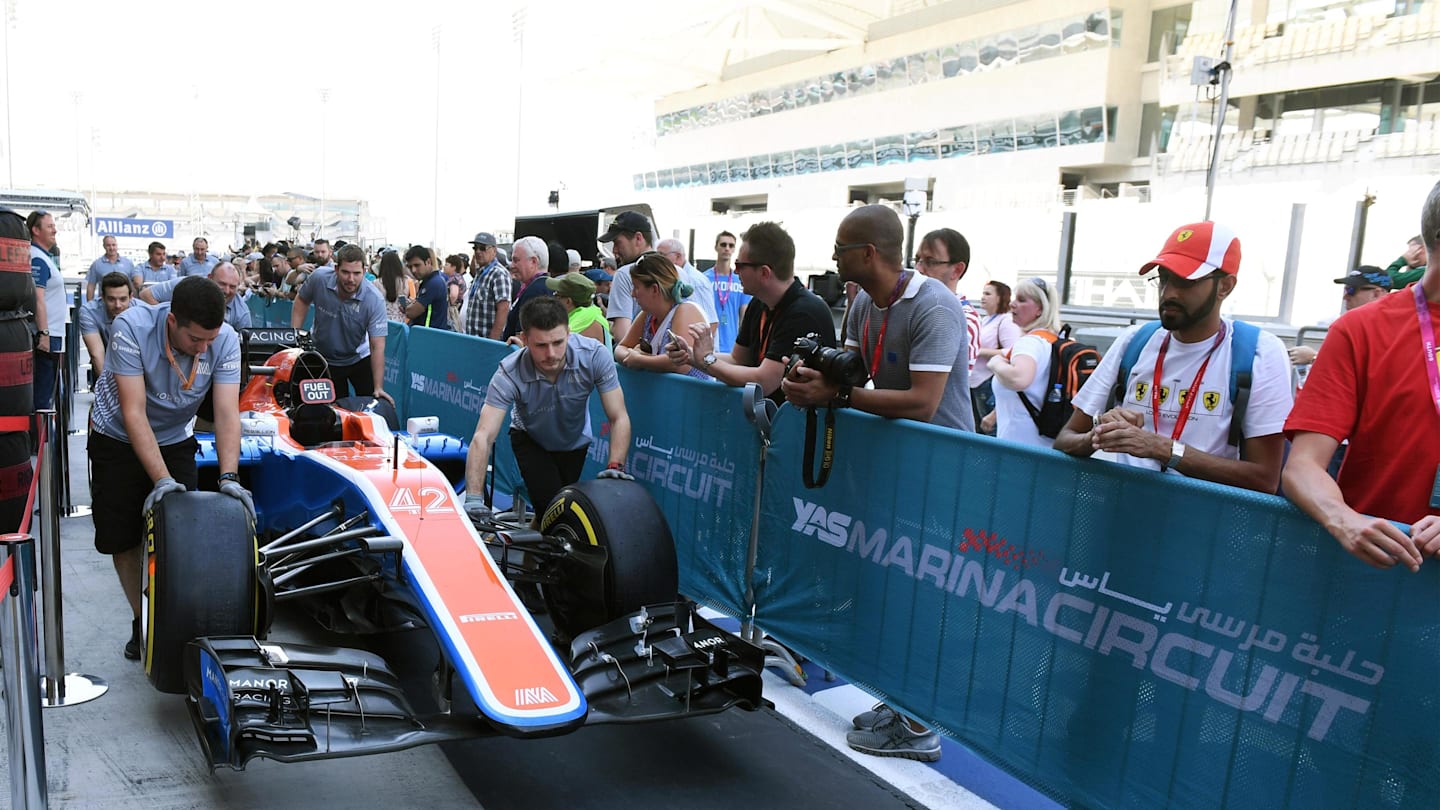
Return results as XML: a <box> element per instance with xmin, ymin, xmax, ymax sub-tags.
<box><xmin>584</xmin><ymin>268</ymin><xmax>613</xmax><ymax>283</ymax></box>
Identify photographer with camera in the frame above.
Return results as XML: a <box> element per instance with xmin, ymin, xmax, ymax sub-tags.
<box><xmin>783</xmin><ymin>205</ymin><xmax>973</xmax><ymax>431</ymax></box>
<box><xmin>665</xmin><ymin>221</ymin><xmax>835</xmax><ymax>401</ymax></box>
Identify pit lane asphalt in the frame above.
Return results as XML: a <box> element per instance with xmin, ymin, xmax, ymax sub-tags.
<box><xmin>0</xmin><ymin>389</ymin><xmax>930</xmax><ymax>809</ymax></box>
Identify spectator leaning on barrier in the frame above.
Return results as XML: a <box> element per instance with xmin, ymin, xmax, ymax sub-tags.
<box><xmin>1387</xmin><ymin>234</ymin><xmax>1426</xmax><ymax>288</ymax></box>
<box><xmin>86</xmin><ymin>235</ymin><xmax>135</xmax><ymax>301</ymax></box>
<box><xmin>783</xmin><ymin>204</ymin><xmax>972</xmax><ymax>762</ymax></box>
<box><xmin>1282</xmin><ymin>180</ymin><xmax>1440</xmax><ymax>571</ymax></box>
<box><xmin>179</xmin><ymin>237</ymin><xmax>218</xmax><ymax>277</ymax></box>
<box><xmin>463</xmin><ymin>296</ymin><xmax>633</xmax><ymax>526</ymax></box>
<box><xmin>464</xmin><ymin>231</ymin><xmax>510</xmax><ymax>341</ymax></box>
<box><xmin>503</xmin><ymin>236</ymin><xmax>555</xmax><ymax>342</ymax></box>
<box><xmin>291</xmin><ymin>244</ymin><xmax>394</xmax><ymax>405</ymax></box>
<box><xmin>971</xmin><ymin>280</ymin><xmax>1020</xmax><ymax>430</ymax></box>
<box><xmin>142</xmin><ymin>261</ymin><xmax>252</xmax><ymax>332</ymax></box>
<box><xmin>614</xmin><ymin>252</ymin><xmax>712</xmax><ymax>380</ymax></box>
<box><xmin>704</xmin><ymin>230</ymin><xmax>750</xmax><ymax>353</ymax></box>
<box><xmin>87</xmin><ymin>277</ymin><xmax>249</xmax><ymax>660</ymax></box>
<box><xmin>665</xmin><ymin>220</ymin><xmax>834</xmax><ymax>402</ymax></box>
<box><xmin>79</xmin><ymin>271</ymin><xmax>134</xmax><ymax>377</ymax></box>
<box><xmin>785</xmin><ymin>204</ymin><xmax>974</xmax><ymax>432</ymax></box>
<box><xmin>984</xmin><ymin>277</ymin><xmax>1063</xmax><ymax>448</ymax></box>
<box><xmin>1053</xmin><ymin>222</ymin><xmax>1293</xmax><ymax>493</ymax></box>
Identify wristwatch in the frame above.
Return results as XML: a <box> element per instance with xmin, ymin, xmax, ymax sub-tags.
<box><xmin>833</xmin><ymin>384</ymin><xmax>853</xmax><ymax>408</ymax></box>
<box><xmin>1164</xmin><ymin>441</ymin><xmax>1186</xmax><ymax>472</ymax></box>
<box><xmin>701</xmin><ymin>352</ymin><xmax>717</xmax><ymax>369</ymax></box>
<box><xmin>218</xmin><ymin>472</ymin><xmax>240</xmax><ymax>484</ymax></box>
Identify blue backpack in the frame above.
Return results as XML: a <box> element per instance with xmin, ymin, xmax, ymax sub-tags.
<box><xmin>1108</xmin><ymin>320</ymin><xmax>1260</xmax><ymax>450</ymax></box>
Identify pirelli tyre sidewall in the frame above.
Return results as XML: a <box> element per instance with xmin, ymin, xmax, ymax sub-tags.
<box><xmin>144</xmin><ymin>491</ymin><xmax>259</xmax><ymax>693</ymax></box>
<box><xmin>538</xmin><ymin>479</ymin><xmax>678</xmax><ymax>638</ymax></box>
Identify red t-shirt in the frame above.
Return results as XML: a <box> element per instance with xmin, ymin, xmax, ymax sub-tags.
<box><xmin>1285</xmin><ymin>285</ymin><xmax>1440</xmax><ymax>524</ymax></box>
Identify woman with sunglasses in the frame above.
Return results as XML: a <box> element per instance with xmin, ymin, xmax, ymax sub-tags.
<box><xmin>613</xmin><ymin>253</ymin><xmax>712</xmax><ymax>379</ymax></box>
<box><xmin>984</xmin><ymin>277</ymin><xmax>1062</xmax><ymax>446</ymax></box>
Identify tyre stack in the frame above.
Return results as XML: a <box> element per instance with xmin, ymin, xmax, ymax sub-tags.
<box><xmin>0</xmin><ymin>208</ymin><xmax>36</xmax><ymax>532</ymax></box>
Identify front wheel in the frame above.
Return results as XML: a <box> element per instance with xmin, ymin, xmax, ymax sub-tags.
<box><xmin>143</xmin><ymin>491</ymin><xmax>260</xmax><ymax>693</ymax></box>
<box><xmin>538</xmin><ymin>479</ymin><xmax>678</xmax><ymax>639</ymax></box>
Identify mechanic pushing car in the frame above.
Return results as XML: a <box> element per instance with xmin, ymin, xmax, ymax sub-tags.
<box><xmin>464</xmin><ymin>296</ymin><xmax>634</xmax><ymax>525</ymax></box>
<box><xmin>87</xmin><ymin>276</ymin><xmax>253</xmax><ymax>660</ymax></box>
<box><xmin>290</xmin><ymin>243</ymin><xmax>395</xmax><ymax>405</ymax></box>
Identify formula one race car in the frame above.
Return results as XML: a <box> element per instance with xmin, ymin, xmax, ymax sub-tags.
<box><xmin>141</xmin><ymin>330</ymin><xmax>764</xmax><ymax>770</ymax></box>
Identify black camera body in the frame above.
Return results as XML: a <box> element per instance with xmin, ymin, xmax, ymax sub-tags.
<box><xmin>792</xmin><ymin>333</ymin><xmax>868</xmax><ymax>388</ymax></box>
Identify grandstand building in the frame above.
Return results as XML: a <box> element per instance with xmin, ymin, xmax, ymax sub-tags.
<box><xmin>613</xmin><ymin>0</ymin><xmax>1439</xmax><ymax>327</ymax></box>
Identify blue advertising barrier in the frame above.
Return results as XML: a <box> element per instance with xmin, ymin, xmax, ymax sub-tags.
<box><xmin>752</xmin><ymin>405</ymin><xmax>1439</xmax><ymax>809</ymax></box>
<box><xmin>382</xmin><ymin>320</ymin><xmax>409</xmax><ymax>418</ymax></box>
<box><xmin>244</xmin><ymin>296</ymin><xmax>314</xmax><ymax>329</ymax></box>
<box><xmin>609</xmin><ymin>371</ymin><xmax>758</xmax><ymax>616</ymax></box>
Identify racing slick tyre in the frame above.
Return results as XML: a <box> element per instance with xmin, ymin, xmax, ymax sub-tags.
<box><xmin>144</xmin><ymin>491</ymin><xmax>259</xmax><ymax>693</ymax></box>
<box><xmin>538</xmin><ymin>479</ymin><xmax>678</xmax><ymax>639</ymax></box>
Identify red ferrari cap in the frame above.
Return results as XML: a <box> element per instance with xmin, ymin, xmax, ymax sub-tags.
<box><xmin>1138</xmin><ymin>222</ymin><xmax>1241</xmax><ymax>280</ymax></box>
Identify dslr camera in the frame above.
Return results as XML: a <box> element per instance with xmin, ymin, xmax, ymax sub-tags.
<box><xmin>790</xmin><ymin>333</ymin><xmax>867</xmax><ymax>388</ymax></box>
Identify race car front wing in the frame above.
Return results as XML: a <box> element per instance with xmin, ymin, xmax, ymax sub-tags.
<box><xmin>183</xmin><ymin>602</ymin><xmax>766</xmax><ymax>770</ymax></box>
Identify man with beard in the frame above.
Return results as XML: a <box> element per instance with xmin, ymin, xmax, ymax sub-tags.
<box><xmin>291</xmin><ymin>244</ymin><xmax>394</xmax><ymax>404</ymax></box>
<box><xmin>462</xmin><ymin>296</ymin><xmax>633</xmax><ymax>525</ymax></box>
<box><xmin>1054</xmin><ymin>222</ymin><xmax>1292</xmax><ymax>493</ymax></box>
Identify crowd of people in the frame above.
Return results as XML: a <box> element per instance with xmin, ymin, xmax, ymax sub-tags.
<box><xmin>30</xmin><ymin>177</ymin><xmax>1440</xmax><ymax>765</ymax></box>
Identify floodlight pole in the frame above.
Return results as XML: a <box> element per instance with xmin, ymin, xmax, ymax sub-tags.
<box><xmin>1203</xmin><ymin>0</ymin><xmax>1239</xmax><ymax>222</ymax></box>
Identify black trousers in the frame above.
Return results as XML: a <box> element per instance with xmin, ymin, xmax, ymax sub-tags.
<box><xmin>509</xmin><ymin>429</ymin><xmax>588</xmax><ymax>513</ymax></box>
<box><xmin>330</xmin><ymin>358</ymin><xmax>376</xmax><ymax>399</ymax></box>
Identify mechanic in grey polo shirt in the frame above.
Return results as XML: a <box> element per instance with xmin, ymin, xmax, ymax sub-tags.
<box><xmin>290</xmin><ymin>244</ymin><xmax>394</xmax><ymax>405</ymax></box>
<box><xmin>141</xmin><ymin>260</ymin><xmax>252</xmax><ymax>331</ymax></box>
<box><xmin>86</xmin><ymin>235</ymin><xmax>136</xmax><ymax>300</ymax></box>
<box><xmin>87</xmin><ymin>277</ymin><xmax>251</xmax><ymax>660</ymax></box>
<box><xmin>463</xmin><ymin>296</ymin><xmax>633</xmax><ymax>523</ymax></box>
<box><xmin>79</xmin><ymin>271</ymin><xmax>136</xmax><ymax>377</ymax></box>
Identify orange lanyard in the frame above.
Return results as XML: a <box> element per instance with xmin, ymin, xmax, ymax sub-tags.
<box><xmin>860</xmin><ymin>272</ymin><xmax>911</xmax><ymax>380</ymax></box>
<box><xmin>164</xmin><ymin>339</ymin><xmax>199</xmax><ymax>391</ymax></box>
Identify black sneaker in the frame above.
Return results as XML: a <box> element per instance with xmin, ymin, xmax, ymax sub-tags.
<box><xmin>123</xmin><ymin>617</ymin><xmax>141</xmax><ymax>661</ymax></box>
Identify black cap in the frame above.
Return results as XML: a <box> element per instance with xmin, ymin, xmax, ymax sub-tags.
<box><xmin>599</xmin><ymin>211</ymin><xmax>651</xmax><ymax>243</ymax></box>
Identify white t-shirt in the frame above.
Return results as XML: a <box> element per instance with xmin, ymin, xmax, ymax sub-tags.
<box><xmin>1070</xmin><ymin>318</ymin><xmax>1294</xmax><ymax>475</ymax></box>
<box><xmin>993</xmin><ymin>332</ymin><xmax>1054</xmax><ymax>449</ymax></box>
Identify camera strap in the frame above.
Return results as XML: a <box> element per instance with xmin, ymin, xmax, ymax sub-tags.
<box><xmin>802</xmin><ymin>403</ymin><xmax>837</xmax><ymax>489</ymax></box>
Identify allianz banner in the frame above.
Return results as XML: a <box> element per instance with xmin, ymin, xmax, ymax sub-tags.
<box><xmin>612</xmin><ymin>370</ymin><xmax>758</xmax><ymax>617</ymax></box>
<box><xmin>754</xmin><ymin>406</ymin><xmax>1437</xmax><ymax>809</ymax></box>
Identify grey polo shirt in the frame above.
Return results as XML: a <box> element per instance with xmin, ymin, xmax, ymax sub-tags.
<box><xmin>147</xmin><ymin>277</ymin><xmax>252</xmax><ymax>331</ymax></box>
<box><xmin>91</xmin><ymin>302</ymin><xmax>242</xmax><ymax>446</ymax></box>
<box><xmin>179</xmin><ymin>254</ymin><xmax>219</xmax><ymax>277</ymax></box>
<box><xmin>298</xmin><ymin>267</ymin><xmax>387</xmax><ymax>366</ymax></box>
<box><xmin>485</xmin><ymin>334</ymin><xmax>618</xmax><ymax>451</ymax></box>
<box><xmin>77</xmin><ymin>298</ymin><xmax>120</xmax><ymax>345</ymax></box>
<box><xmin>86</xmin><ymin>255</ymin><xmax>135</xmax><ymax>287</ymax></box>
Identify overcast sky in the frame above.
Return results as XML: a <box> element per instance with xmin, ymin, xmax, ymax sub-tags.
<box><xmin>2</xmin><ymin>0</ymin><xmax>663</xmax><ymax>248</ymax></box>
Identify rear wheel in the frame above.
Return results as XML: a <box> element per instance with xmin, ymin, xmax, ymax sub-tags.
<box><xmin>538</xmin><ymin>479</ymin><xmax>678</xmax><ymax>639</ymax></box>
<box><xmin>144</xmin><ymin>491</ymin><xmax>259</xmax><ymax>693</ymax></box>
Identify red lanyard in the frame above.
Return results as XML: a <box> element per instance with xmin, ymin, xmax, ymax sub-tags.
<box><xmin>1414</xmin><ymin>283</ymin><xmax>1440</xmax><ymax>420</ymax></box>
<box><xmin>860</xmin><ymin>272</ymin><xmax>912</xmax><ymax>380</ymax></box>
<box><xmin>1151</xmin><ymin>321</ymin><xmax>1226</xmax><ymax>440</ymax></box>
<box><xmin>715</xmin><ymin>271</ymin><xmax>732</xmax><ymax>310</ymax></box>
<box><xmin>513</xmin><ymin>274</ymin><xmax>542</xmax><ymax>304</ymax></box>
